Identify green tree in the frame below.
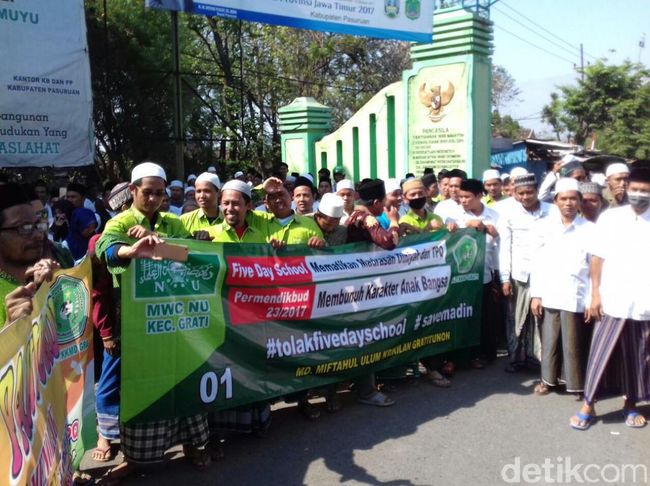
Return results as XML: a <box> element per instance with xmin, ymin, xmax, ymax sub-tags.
<box><xmin>491</xmin><ymin>112</ymin><xmax>523</xmax><ymax>139</ymax></box>
<box><xmin>492</xmin><ymin>64</ymin><xmax>521</xmax><ymax>113</ymax></box>
<box><xmin>542</xmin><ymin>61</ymin><xmax>650</xmax><ymax>156</ymax></box>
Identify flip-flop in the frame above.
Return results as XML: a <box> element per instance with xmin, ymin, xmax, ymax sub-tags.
<box><xmin>426</xmin><ymin>371</ymin><xmax>451</xmax><ymax>388</ymax></box>
<box><xmin>358</xmin><ymin>391</ymin><xmax>395</xmax><ymax>407</ymax></box>
<box><xmin>183</xmin><ymin>445</ymin><xmax>211</xmax><ymax>470</ymax></box>
<box><xmin>622</xmin><ymin>410</ymin><xmax>647</xmax><ymax>428</ymax></box>
<box><xmin>91</xmin><ymin>445</ymin><xmax>114</xmax><ymax>463</ymax></box>
<box><xmin>570</xmin><ymin>411</ymin><xmax>594</xmax><ymax>431</ymax></box>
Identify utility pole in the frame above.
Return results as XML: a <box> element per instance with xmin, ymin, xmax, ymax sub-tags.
<box><xmin>171</xmin><ymin>11</ymin><xmax>184</xmax><ymax>179</ymax></box>
<box><xmin>640</xmin><ymin>33</ymin><xmax>646</xmax><ymax>64</ymax></box>
<box><xmin>580</xmin><ymin>43</ymin><xmax>584</xmax><ymax>81</ymax></box>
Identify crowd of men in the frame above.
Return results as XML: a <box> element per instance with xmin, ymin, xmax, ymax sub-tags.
<box><xmin>0</xmin><ymin>155</ymin><xmax>648</xmax><ymax>482</ymax></box>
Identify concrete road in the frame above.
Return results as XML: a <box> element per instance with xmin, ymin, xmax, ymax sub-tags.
<box><xmin>81</xmin><ymin>358</ymin><xmax>649</xmax><ymax>485</ymax></box>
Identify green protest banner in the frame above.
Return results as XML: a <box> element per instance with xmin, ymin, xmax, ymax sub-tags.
<box><xmin>121</xmin><ymin>230</ymin><xmax>484</xmax><ymax>424</ymax></box>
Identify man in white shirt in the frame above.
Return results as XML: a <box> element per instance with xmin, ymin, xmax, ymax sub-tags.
<box><xmin>434</xmin><ymin>169</ymin><xmax>466</xmax><ymax>224</ymax></box>
<box><xmin>570</xmin><ymin>166</ymin><xmax>650</xmax><ymax>430</ymax></box>
<box><xmin>335</xmin><ymin>179</ymin><xmax>355</xmax><ymax>225</ymax></box>
<box><xmin>457</xmin><ymin>179</ymin><xmax>500</xmax><ymax>364</ymax></box>
<box><xmin>530</xmin><ymin>178</ymin><xmax>594</xmax><ymax>396</ymax></box>
<box><xmin>603</xmin><ymin>162</ymin><xmax>630</xmax><ymax>208</ymax></box>
<box><xmin>498</xmin><ymin>173</ymin><xmax>552</xmax><ymax>372</ymax></box>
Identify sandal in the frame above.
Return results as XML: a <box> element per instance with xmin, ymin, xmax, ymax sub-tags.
<box><xmin>622</xmin><ymin>409</ymin><xmax>647</xmax><ymax>428</ymax></box>
<box><xmin>298</xmin><ymin>400</ymin><xmax>321</xmax><ymax>420</ymax></box>
<box><xmin>440</xmin><ymin>361</ymin><xmax>455</xmax><ymax>377</ymax></box>
<box><xmin>207</xmin><ymin>439</ymin><xmax>225</xmax><ymax>461</ymax></box>
<box><xmin>326</xmin><ymin>392</ymin><xmax>343</xmax><ymax>413</ymax></box>
<box><xmin>426</xmin><ymin>370</ymin><xmax>451</xmax><ymax>388</ymax></box>
<box><xmin>358</xmin><ymin>390</ymin><xmax>395</xmax><ymax>407</ymax></box>
<box><xmin>91</xmin><ymin>445</ymin><xmax>114</xmax><ymax>463</ymax></box>
<box><xmin>534</xmin><ymin>382</ymin><xmax>550</xmax><ymax>396</ymax></box>
<box><xmin>470</xmin><ymin>358</ymin><xmax>485</xmax><ymax>370</ymax></box>
<box><xmin>570</xmin><ymin>411</ymin><xmax>594</xmax><ymax>431</ymax></box>
<box><xmin>183</xmin><ymin>445</ymin><xmax>211</xmax><ymax>470</ymax></box>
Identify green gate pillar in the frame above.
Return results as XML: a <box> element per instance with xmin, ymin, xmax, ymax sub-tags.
<box><xmin>278</xmin><ymin>97</ymin><xmax>332</xmax><ymax>176</ymax></box>
<box><xmin>404</xmin><ymin>7</ymin><xmax>493</xmax><ymax>178</ymax></box>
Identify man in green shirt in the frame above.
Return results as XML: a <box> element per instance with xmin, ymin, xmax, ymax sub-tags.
<box><xmin>262</xmin><ymin>177</ymin><xmax>325</xmax><ymax>248</ymax></box>
<box><xmin>481</xmin><ymin>169</ymin><xmax>504</xmax><ymax>207</ymax></box>
<box><xmin>180</xmin><ymin>172</ymin><xmax>223</xmax><ymax>237</ymax></box>
<box><xmin>399</xmin><ymin>178</ymin><xmax>444</xmax><ymax>234</ymax></box>
<box><xmin>96</xmin><ymin>162</ymin><xmax>211</xmax><ymax>479</ymax></box>
<box><xmin>208</xmin><ymin>180</ymin><xmax>268</xmax><ymax>244</ymax></box>
<box><xmin>0</xmin><ymin>184</ymin><xmax>65</xmax><ymax>327</ymax></box>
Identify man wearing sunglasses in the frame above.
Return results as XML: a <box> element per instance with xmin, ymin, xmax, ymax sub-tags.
<box><xmin>0</xmin><ymin>183</ymin><xmax>70</xmax><ymax>326</ymax></box>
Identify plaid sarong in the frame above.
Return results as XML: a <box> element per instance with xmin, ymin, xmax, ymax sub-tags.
<box><xmin>209</xmin><ymin>403</ymin><xmax>272</xmax><ymax>435</ymax></box>
<box><xmin>120</xmin><ymin>413</ymin><xmax>210</xmax><ymax>463</ymax></box>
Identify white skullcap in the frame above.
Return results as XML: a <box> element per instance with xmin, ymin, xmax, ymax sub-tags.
<box><xmin>207</xmin><ymin>166</ymin><xmax>217</xmax><ymax>173</ymax></box>
<box><xmin>234</xmin><ymin>171</ymin><xmax>245</xmax><ymax>179</ymax></box>
<box><xmin>169</xmin><ymin>180</ymin><xmax>183</xmax><ymax>188</ymax></box>
<box><xmin>590</xmin><ymin>173</ymin><xmax>607</xmax><ymax>187</ymax></box>
<box><xmin>131</xmin><ymin>162</ymin><xmax>167</xmax><ymax>183</ymax></box>
<box><xmin>510</xmin><ymin>167</ymin><xmax>528</xmax><ymax>178</ymax></box>
<box><xmin>184</xmin><ymin>186</ymin><xmax>195</xmax><ymax>195</ymax></box>
<box><xmin>605</xmin><ymin>163</ymin><xmax>629</xmax><ymax>178</ymax></box>
<box><xmin>285</xmin><ymin>175</ymin><xmax>297</xmax><ymax>184</ymax></box>
<box><xmin>560</xmin><ymin>153</ymin><xmax>577</xmax><ymax>166</ymax></box>
<box><xmin>482</xmin><ymin>169</ymin><xmax>501</xmax><ymax>182</ymax></box>
<box><xmin>187</xmin><ymin>173</ymin><xmax>197</xmax><ymax>181</ymax></box>
<box><xmin>196</xmin><ymin>172</ymin><xmax>222</xmax><ymax>190</ymax></box>
<box><xmin>318</xmin><ymin>193</ymin><xmax>344</xmax><ymax>219</ymax></box>
<box><xmin>222</xmin><ymin>179</ymin><xmax>251</xmax><ymax>198</ymax></box>
<box><xmin>336</xmin><ymin>179</ymin><xmax>354</xmax><ymax>192</ymax></box>
<box><xmin>384</xmin><ymin>178</ymin><xmax>401</xmax><ymax>194</ymax></box>
<box><xmin>500</xmin><ymin>173</ymin><xmax>510</xmax><ymax>182</ymax></box>
<box><xmin>300</xmin><ymin>173</ymin><xmax>314</xmax><ymax>184</ymax></box>
<box><xmin>554</xmin><ymin>177</ymin><xmax>580</xmax><ymax>195</ymax></box>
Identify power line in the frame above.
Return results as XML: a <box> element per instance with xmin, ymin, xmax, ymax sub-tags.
<box><xmin>494</xmin><ymin>6</ymin><xmax>583</xmax><ymax>60</ymax></box>
<box><xmin>499</xmin><ymin>1</ymin><xmax>599</xmax><ymax>61</ymax></box>
<box><xmin>495</xmin><ymin>24</ymin><xmax>578</xmax><ymax>65</ymax></box>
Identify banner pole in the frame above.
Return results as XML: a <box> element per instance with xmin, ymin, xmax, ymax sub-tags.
<box><xmin>171</xmin><ymin>11</ymin><xmax>184</xmax><ymax>178</ymax></box>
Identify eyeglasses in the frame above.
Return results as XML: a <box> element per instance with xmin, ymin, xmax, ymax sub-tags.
<box><xmin>0</xmin><ymin>221</ymin><xmax>49</xmax><ymax>236</ymax></box>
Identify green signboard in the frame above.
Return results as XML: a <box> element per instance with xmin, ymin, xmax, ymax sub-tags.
<box><xmin>121</xmin><ymin>230</ymin><xmax>485</xmax><ymax>424</ymax></box>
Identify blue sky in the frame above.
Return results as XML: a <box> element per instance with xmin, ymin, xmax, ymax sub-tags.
<box><xmin>489</xmin><ymin>0</ymin><xmax>649</xmax><ymax>137</ymax></box>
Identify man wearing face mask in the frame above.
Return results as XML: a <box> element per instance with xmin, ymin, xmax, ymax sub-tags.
<box><xmin>570</xmin><ymin>166</ymin><xmax>650</xmax><ymax>430</ymax></box>
<box><xmin>399</xmin><ymin>178</ymin><xmax>444</xmax><ymax>234</ymax></box>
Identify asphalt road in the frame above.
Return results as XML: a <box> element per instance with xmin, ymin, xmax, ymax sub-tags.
<box><xmin>81</xmin><ymin>358</ymin><xmax>649</xmax><ymax>485</ymax></box>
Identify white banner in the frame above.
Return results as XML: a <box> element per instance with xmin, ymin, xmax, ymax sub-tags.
<box><xmin>0</xmin><ymin>1</ymin><xmax>94</xmax><ymax>168</ymax></box>
<box><xmin>146</xmin><ymin>0</ymin><xmax>434</xmax><ymax>43</ymax></box>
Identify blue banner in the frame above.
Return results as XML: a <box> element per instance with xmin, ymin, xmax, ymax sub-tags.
<box><xmin>146</xmin><ymin>0</ymin><xmax>434</xmax><ymax>43</ymax></box>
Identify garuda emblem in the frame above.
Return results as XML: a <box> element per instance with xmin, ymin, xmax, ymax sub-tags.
<box><xmin>419</xmin><ymin>81</ymin><xmax>455</xmax><ymax>122</ymax></box>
